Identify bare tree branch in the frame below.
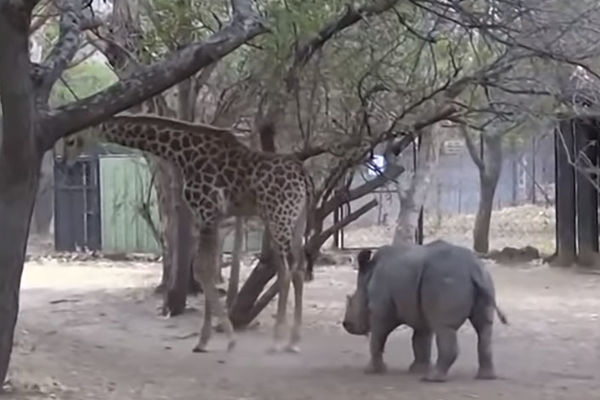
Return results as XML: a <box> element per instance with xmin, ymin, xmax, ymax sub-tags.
<box><xmin>292</xmin><ymin>0</ymin><xmax>401</xmax><ymax>71</ymax></box>
<box><xmin>307</xmin><ymin>198</ymin><xmax>379</xmax><ymax>254</ymax></box>
<box><xmin>37</xmin><ymin>0</ymin><xmax>266</xmax><ymax>150</ymax></box>
<box><xmin>66</xmin><ymin>48</ymin><xmax>97</xmax><ymax>69</ymax></box>
<box><xmin>257</xmin><ymin>0</ymin><xmax>402</xmax><ymax>143</ymax></box>
<box><xmin>295</xmin><ymin>104</ymin><xmax>459</xmax><ymax>161</ymax></box>
<box><xmin>33</xmin><ymin>0</ymin><xmax>102</xmax><ymax>105</ymax></box>
<box><xmin>317</xmin><ymin>163</ymin><xmax>404</xmax><ymax>219</ymax></box>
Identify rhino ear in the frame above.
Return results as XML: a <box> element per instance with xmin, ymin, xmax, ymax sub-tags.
<box><xmin>357</xmin><ymin>249</ymin><xmax>373</xmax><ymax>274</ymax></box>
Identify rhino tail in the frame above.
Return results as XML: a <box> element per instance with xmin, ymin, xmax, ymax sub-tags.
<box><xmin>494</xmin><ymin>304</ymin><xmax>509</xmax><ymax>325</ymax></box>
<box><xmin>470</xmin><ymin>265</ymin><xmax>509</xmax><ymax>325</ymax></box>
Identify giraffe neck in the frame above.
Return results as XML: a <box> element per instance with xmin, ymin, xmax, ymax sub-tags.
<box><xmin>98</xmin><ymin>119</ymin><xmax>176</xmax><ymax>160</ymax></box>
<box><xmin>98</xmin><ymin>114</ymin><xmax>238</xmax><ymax>165</ymax></box>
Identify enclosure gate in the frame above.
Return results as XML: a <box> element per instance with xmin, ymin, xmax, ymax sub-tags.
<box><xmin>554</xmin><ymin>118</ymin><xmax>599</xmax><ymax>265</ymax></box>
<box><xmin>53</xmin><ymin>155</ymin><xmax>102</xmax><ymax>251</ymax></box>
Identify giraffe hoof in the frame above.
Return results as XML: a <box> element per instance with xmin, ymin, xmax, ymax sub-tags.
<box><xmin>192</xmin><ymin>345</ymin><xmax>208</xmax><ymax>353</ymax></box>
<box><xmin>284</xmin><ymin>344</ymin><xmax>301</xmax><ymax>354</ymax></box>
<box><xmin>267</xmin><ymin>344</ymin><xmax>284</xmax><ymax>354</ymax></box>
<box><xmin>227</xmin><ymin>340</ymin><xmax>236</xmax><ymax>352</ymax></box>
<box><xmin>475</xmin><ymin>368</ymin><xmax>497</xmax><ymax>380</ymax></box>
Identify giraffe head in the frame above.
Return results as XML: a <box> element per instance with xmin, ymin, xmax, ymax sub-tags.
<box><xmin>58</xmin><ymin>129</ymin><xmax>99</xmax><ymax>166</ymax></box>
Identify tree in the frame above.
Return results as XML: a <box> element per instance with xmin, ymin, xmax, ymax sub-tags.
<box><xmin>461</xmin><ymin>126</ymin><xmax>504</xmax><ymax>253</ymax></box>
<box><xmin>0</xmin><ymin>0</ymin><xmax>266</xmax><ymax>386</ymax></box>
<box><xmin>2</xmin><ymin>0</ymin><xmax>600</xmax><ymax>384</ymax></box>
<box><xmin>393</xmin><ymin>125</ymin><xmax>445</xmax><ymax>244</ymax></box>
<box><xmin>32</xmin><ymin>27</ymin><xmax>117</xmax><ymax>236</ymax></box>
<box><xmin>227</xmin><ymin>0</ymin><xmax>600</xmax><ymax>325</ymax></box>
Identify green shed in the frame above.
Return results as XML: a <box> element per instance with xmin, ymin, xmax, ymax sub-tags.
<box><xmin>99</xmin><ymin>155</ymin><xmax>161</xmax><ymax>254</ymax></box>
<box><xmin>98</xmin><ymin>154</ymin><xmax>263</xmax><ymax>254</ymax></box>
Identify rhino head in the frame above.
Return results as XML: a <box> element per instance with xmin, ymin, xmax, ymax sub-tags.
<box><xmin>342</xmin><ymin>249</ymin><xmax>375</xmax><ymax>336</ymax></box>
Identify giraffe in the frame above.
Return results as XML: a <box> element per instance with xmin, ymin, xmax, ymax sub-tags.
<box><xmin>64</xmin><ymin>113</ymin><xmax>313</xmax><ymax>353</ymax></box>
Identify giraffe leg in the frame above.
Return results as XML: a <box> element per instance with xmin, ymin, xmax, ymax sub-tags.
<box><xmin>268</xmin><ymin>256</ymin><xmax>291</xmax><ymax>353</ymax></box>
<box><xmin>191</xmin><ymin>246</ymin><xmax>215</xmax><ymax>353</ymax></box>
<box><xmin>192</xmin><ymin>227</ymin><xmax>236</xmax><ymax>353</ymax></box>
<box><xmin>195</xmin><ymin>282</ymin><xmax>212</xmax><ymax>353</ymax></box>
<box><xmin>285</xmin><ymin>204</ymin><xmax>308</xmax><ymax>354</ymax></box>
<box><xmin>285</xmin><ymin>267</ymin><xmax>304</xmax><ymax>353</ymax></box>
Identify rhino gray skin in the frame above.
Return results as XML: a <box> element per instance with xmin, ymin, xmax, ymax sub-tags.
<box><xmin>342</xmin><ymin>240</ymin><xmax>507</xmax><ymax>382</ymax></box>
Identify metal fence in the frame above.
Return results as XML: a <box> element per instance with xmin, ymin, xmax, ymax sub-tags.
<box><xmin>53</xmin><ymin>155</ymin><xmax>102</xmax><ymax>252</ymax></box>
<box><xmin>333</xmin><ymin>134</ymin><xmax>556</xmax><ymax>252</ymax></box>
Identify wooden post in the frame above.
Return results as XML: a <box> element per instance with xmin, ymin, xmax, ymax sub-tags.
<box><xmin>510</xmin><ymin>136</ymin><xmax>518</xmax><ymax>205</ymax></box>
<box><xmin>333</xmin><ymin>206</ymin><xmax>340</xmax><ymax>249</ymax></box>
<box><xmin>416</xmin><ymin>206</ymin><xmax>424</xmax><ymax>245</ymax></box>
<box><xmin>413</xmin><ymin>135</ymin><xmax>424</xmax><ymax>244</ymax></box>
<box><xmin>575</xmin><ymin>119</ymin><xmax>599</xmax><ymax>266</ymax></box>
<box><xmin>531</xmin><ymin>135</ymin><xmax>537</xmax><ymax>204</ymax></box>
<box><xmin>340</xmin><ymin>206</ymin><xmax>345</xmax><ymax>249</ymax></box>
<box><xmin>555</xmin><ymin>120</ymin><xmax>577</xmax><ymax>266</ymax></box>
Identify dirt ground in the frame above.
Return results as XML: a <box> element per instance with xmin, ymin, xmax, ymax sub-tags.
<box><xmin>4</xmin><ymin>248</ymin><xmax>600</xmax><ymax>400</ymax></box>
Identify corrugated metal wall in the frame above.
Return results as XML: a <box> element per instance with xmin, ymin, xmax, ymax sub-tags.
<box><xmin>99</xmin><ymin>154</ymin><xmax>264</xmax><ymax>254</ymax></box>
<box><xmin>100</xmin><ymin>155</ymin><xmax>161</xmax><ymax>254</ymax></box>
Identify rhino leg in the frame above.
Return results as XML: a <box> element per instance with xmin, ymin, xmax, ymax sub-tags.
<box><xmin>365</xmin><ymin>315</ymin><xmax>397</xmax><ymax>375</ymax></box>
<box><xmin>409</xmin><ymin>329</ymin><xmax>432</xmax><ymax>374</ymax></box>
<box><xmin>470</xmin><ymin>300</ymin><xmax>497</xmax><ymax>380</ymax></box>
<box><xmin>423</xmin><ymin>327</ymin><xmax>458</xmax><ymax>382</ymax></box>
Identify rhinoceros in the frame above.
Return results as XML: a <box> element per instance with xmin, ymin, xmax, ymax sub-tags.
<box><xmin>342</xmin><ymin>240</ymin><xmax>507</xmax><ymax>382</ymax></box>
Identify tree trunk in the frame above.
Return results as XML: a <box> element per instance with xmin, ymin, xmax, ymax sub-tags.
<box><xmin>472</xmin><ymin>135</ymin><xmax>502</xmax><ymax>254</ymax></box>
<box><xmin>228</xmin><ymin>119</ymin><xmax>280</xmax><ymax>329</ymax></box>
<box><xmin>154</xmin><ymin>161</ymin><xmax>172</xmax><ymax>294</ymax></box>
<box><xmin>530</xmin><ymin>135</ymin><xmax>537</xmax><ymax>204</ymax></box>
<box><xmin>393</xmin><ymin>128</ymin><xmax>442</xmax><ymax>245</ymax></box>
<box><xmin>554</xmin><ymin>121</ymin><xmax>577</xmax><ymax>266</ymax></box>
<box><xmin>163</xmin><ymin>164</ymin><xmax>196</xmax><ymax>316</ymax></box>
<box><xmin>394</xmin><ymin>189</ymin><xmax>423</xmax><ymax>244</ymax></box>
<box><xmin>574</xmin><ymin>121</ymin><xmax>598</xmax><ymax>267</ymax></box>
<box><xmin>31</xmin><ymin>150</ymin><xmax>54</xmax><ymax>235</ymax></box>
<box><xmin>229</xmin><ymin>231</ymin><xmax>278</xmax><ymax>329</ymax></box>
<box><xmin>0</xmin><ymin>165</ymin><xmax>40</xmax><ymax>386</ymax></box>
<box><xmin>461</xmin><ymin>126</ymin><xmax>503</xmax><ymax>254</ymax></box>
<box><xmin>433</xmin><ymin>175</ymin><xmax>442</xmax><ymax>230</ymax></box>
<box><xmin>155</xmin><ymin>158</ymin><xmax>201</xmax><ymax>298</ymax></box>
<box><xmin>226</xmin><ymin>217</ymin><xmax>244</xmax><ymax>310</ymax></box>
<box><xmin>509</xmin><ymin>136</ymin><xmax>518</xmax><ymax>206</ymax></box>
<box><xmin>0</xmin><ymin>3</ymin><xmax>41</xmax><ymax>384</ymax></box>
<box><xmin>473</xmin><ymin>177</ymin><xmax>497</xmax><ymax>253</ymax></box>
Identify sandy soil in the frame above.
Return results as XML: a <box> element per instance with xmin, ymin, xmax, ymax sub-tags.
<box><xmin>3</xmin><ymin>252</ymin><xmax>600</xmax><ymax>400</ymax></box>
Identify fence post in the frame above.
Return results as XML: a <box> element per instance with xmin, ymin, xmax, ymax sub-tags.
<box><xmin>555</xmin><ymin>120</ymin><xmax>577</xmax><ymax>266</ymax></box>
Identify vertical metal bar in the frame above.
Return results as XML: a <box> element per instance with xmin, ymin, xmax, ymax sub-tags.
<box><xmin>82</xmin><ymin>158</ymin><xmax>89</xmax><ymax>248</ymax></box>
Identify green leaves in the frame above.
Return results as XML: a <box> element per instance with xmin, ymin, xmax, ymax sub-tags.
<box><xmin>49</xmin><ymin>60</ymin><xmax>117</xmax><ymax>107</ymax></box>
<box><xmin>140</xmin><ymin>0</ymin><xmax>229</xmax><ymax>59</ymax></box>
